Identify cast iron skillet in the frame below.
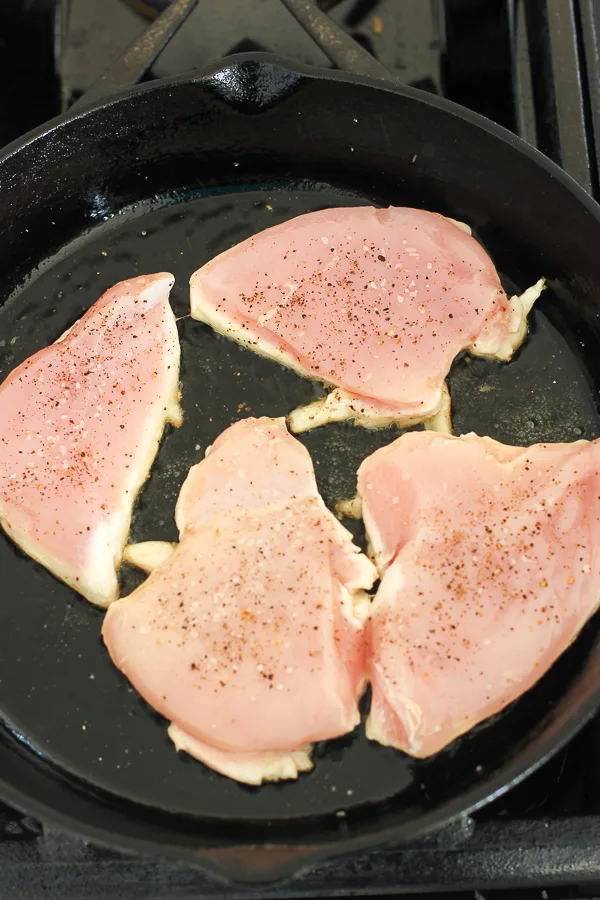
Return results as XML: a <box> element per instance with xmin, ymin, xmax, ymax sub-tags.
<box><xmin>1</xmin><ymin>0</ymin><xmax>600</xmax><ymax>885</ymax></box>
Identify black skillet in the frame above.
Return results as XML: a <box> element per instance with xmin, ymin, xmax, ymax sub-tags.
<box><xmin>1</xmin><ymin>0</ymin><xmax>600</xmax><ymax>885</ymax></box>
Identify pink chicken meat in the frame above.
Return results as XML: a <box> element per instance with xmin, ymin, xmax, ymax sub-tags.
<box><xmin>0</xmin><ymin>274</ymin><xmax>181</xmax><ymax>607</ymax></box>
<box><xmin>103</xmin><ymin>417</ymin><xmax>376</xmax><ymax>785</ymax></box>
<box><xmin>358</xmin><ymin>430</ymin><xmax>600</xmax><ymax>758</ymax></box>
<box><xmin>190</xmin><ymin>206</ymin><xmax>543</xmax><ymax>432</ymax></box>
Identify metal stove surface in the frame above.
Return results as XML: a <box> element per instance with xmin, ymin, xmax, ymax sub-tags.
<box><xmin>1</xmin><ymin>0</ymin><xmax>600</xmax><ymax>897</ymax></box>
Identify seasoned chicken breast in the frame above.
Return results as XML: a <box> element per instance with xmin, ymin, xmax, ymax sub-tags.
<box><xmin>190</xmin><ymin>206</ymin><xmax>543</xmax><ymax>432</ymax></box>
<box><xmin>0</xmin><ymin>274</ymin><xmax>181</xmax><ymax>606</ymax></box>
<box><xmin>358</xmin><ymin>430</ymin><xmax>600</xmax><ymax>757</ymax></box>
<box><xmin>103</xmin><ymin>417</ymin><xmax>376</xmax><ymax>784</ymax></box>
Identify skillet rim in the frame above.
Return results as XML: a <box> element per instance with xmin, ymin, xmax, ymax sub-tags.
<box><xmin>1</xmin><ymin>51</ymin><xmax>600</xmax><ymax>883</ymax></box>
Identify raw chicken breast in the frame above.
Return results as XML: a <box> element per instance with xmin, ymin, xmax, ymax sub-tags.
<box><xmin>103</xmin><ymin>417</ymin><xmax>376</xmax><ymax>785</ymax></box>
<box><xmin>0</xmin><ymin>274</ymin><xmax>181</xmax><ymax>607</ymax></box>
<box><xmin>358</xmin><ymin>430</ymin><xmax>600</xmax><ymax>757</ymax></box>
<box><xmin>190</xmin><ymin>207</ymin><xmax>543</xmax><ymax>432</ymax></box>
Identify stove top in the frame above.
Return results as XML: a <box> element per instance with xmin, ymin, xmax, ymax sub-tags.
<box><xmin>2</xmin><ymin>0</ymin><xmax>600</xmax><ymax>896</ymax></box>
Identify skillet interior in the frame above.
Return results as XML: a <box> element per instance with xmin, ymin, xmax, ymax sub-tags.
<box><xmin>1</xmin><ymin>56</ymin><xmax>600</xmax><ymax>880</ymax></box>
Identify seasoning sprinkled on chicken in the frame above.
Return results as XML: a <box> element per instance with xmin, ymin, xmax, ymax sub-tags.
<box><xmin>358</xmin><ymin>430</ymin><xmax>600</xmax><ymax>757</ymax></box>
<box><xmin>189</xmin><ymin>207</ymin><xmax>543</xmax><ymax>432</ymax></box>
<box><xmin>0</xmin><ymin>273</ymin><xmax>181</xmax><ymax>606</ymax></box>
<box><xmin>103</xmin><ymin>417</ymin><xmax>376</xmax><ymax>785</ymax></box>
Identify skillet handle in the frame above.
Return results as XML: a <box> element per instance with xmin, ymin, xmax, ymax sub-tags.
<box><xmin>279</xmin><ymin>0</ymin><xmax>396</xmax><ymax>82</ymax></box>
<box><xmin>71</xmin><ymin>0</ymin><xmax>199</xmax><ymax>109</ymax></box>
